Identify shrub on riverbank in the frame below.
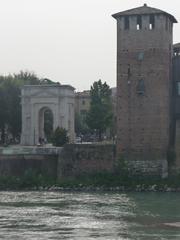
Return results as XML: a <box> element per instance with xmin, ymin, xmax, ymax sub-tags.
<box><xmin>51</xmin><ymin>127</ymin><xmax>69</xmax><ymax>147</ymax></box>
<box><xmin>55</xmin><ymin>172</ymin><xmax>180</xmax><ymax>191</ymax></box>
<box><xmin>1</xmin><ymin>170</ymin><xmax>180</xmax><ymax>191</ymax></box>
<box><xmin>0</xmin><ymin>169</ymin><xmax>55</xmax><ymax>190</ymax></box>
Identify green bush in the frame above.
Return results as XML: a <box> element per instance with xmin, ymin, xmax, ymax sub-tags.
<box><xmin>115</xmin><ymin>154</ymin><xmax>129</xmax><ymax>177</ymax></box>
<box><xmin>51</xmin><ymin>127</ymin><xmax>69</xmax><ymax>147</ymax></box>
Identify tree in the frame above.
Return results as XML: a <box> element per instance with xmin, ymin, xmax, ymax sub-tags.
<box><xmin>3</xmin><ymin>77</ymin><xmax>21</xmax><ymax>141</ymax></box>
<box><xmin>86</xmin><ymin>80</ymin><xmax>113</xmax><ymax>141</ymax></box>
<box><xmin>0</xmin><ymin>85</ymin><xmax>8</xmax><ymax>143</ymax></box>
<box><xmin>51</xmin><ymin>127</ymin><xmax>69</xmax><ymax>147</ymax></box>
<box><xmin>75</xmin><ymin>112</ymin><xmax>89</xmax><ymax>136</ymax></box>
<box><xmin>13</xmin><ymin>71</ymin><xmax>40</xmax><ymax>85</ymax></box>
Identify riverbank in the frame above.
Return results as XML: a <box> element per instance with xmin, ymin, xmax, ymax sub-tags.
<box><xmin>1</xmin><ymin>171</ymin><xmax>180</xmax><ymax>192</ymax></box>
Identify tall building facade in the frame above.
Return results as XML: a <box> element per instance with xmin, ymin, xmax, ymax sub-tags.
<box><xmin>75</xmin><ymin>91</ymin><xmax>91</xmax><ymax>119</ymax></box>
<box><xmin>112</xmin><ymin>4</ymin><xmax>177</xmax><ymax>165</ymax></box>
<box><xmin>173</xmin><ymin>43</ymin><xmax>180</xmax><ymax>166</ymax></box>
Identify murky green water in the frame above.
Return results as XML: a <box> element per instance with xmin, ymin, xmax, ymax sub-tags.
<box><xmin>0</xmin><ymin>191</ymin><xmax>179</xmax><ymax>239</ymax></box>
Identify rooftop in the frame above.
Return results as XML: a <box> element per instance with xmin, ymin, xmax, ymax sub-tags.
<box><xmin>112</xmin><ymin>4</ymin><xmax>177</xmax><ymax>23</ymax></box>
<box><xmin>75</xmin><ymin>90</ymin><xmax>90</xmax><ymax>97</ymax></box>
<box><xmin>22</xmin><ymin>84</ymin><xmax>75</xmax><ymax>90</ymax></box>
<box><xmin>174</xmin><ymin>43</ymin><xmax>180</xmax><ymax>49</ymax></box>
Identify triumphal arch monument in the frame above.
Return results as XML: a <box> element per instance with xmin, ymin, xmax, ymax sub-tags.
<box><xmin>21</xmin><ymin>84</ymin><xmax>75</xmax><ymax>145</ymax></box>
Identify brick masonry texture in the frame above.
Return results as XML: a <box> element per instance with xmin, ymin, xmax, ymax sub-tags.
<box><xmin>113</xmin><ymin>7</ymin><xmax>175</xmax><ymax>165</ymax></box>
<box><xmin>57</xmin><ymin>144</ymin><xmax>167</xmax><ymax>178</ymax></box>
<box><xmin>0</xmin><ymin>145</ymin><xmax>167</xmax><ymax>179</ymax></box>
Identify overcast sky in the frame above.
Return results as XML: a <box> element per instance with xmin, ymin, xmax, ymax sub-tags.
<box><xmin>0</xmin><ymin>0</ymin><xmax>180</xmax><ymax>91</ymax></box>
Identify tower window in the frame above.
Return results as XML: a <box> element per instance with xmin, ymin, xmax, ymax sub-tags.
<box><xmin>149</xmin><ymin>15</ymin><xmax>155</xmax><ymax>30</ymax></box>
<box><xmin>138</xmin><ymin>52</ymin><xmax>144</xmax><ymax>61</ymax></box>
<box><xmin>124</xmin><ymin>16</ymin><xmax>129</xmax><ymax>30</ymax></box>
<box><xmin>137</xmin><ymin>79</ymin><xmax>145</xmax><ymax>95</ymax></box>
<box><xmin>137</xmin><ymin>15</ymin><xmax>142</xmax><ymax>30</ymax></box>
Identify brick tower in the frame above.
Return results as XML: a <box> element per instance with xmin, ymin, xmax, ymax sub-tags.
<box><xmin>112</xmin><ymin>4</ymin><xmax>177</xmax><ymax>172</ymax></box>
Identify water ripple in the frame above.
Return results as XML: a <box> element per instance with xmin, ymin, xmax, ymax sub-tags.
<box><xmin>0</xmin><ymin>191</ymin><xmax>179</xmax><ymax>239</ymax></box>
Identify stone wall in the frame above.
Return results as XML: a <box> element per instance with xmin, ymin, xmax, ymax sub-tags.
<box><xmin>0</xmin><ymin>146</ymin><xmax>63</xmax><ymax>155</ymax></box>
<box><xmin>125</xmin><ymin>159</ymin><xmax>168</xmax><ymax>177</ymax></box>
<box><xmin>58</xmin><ymin>144</ymin><xmax>116</xmax><ymax>178</ymax></box>
<box><xmin>0</xmin><ymin>155</ymin><xmax>58</xmax><ymax>179</ymax></box>
<box><xmin>0</xmin><ymin>145</ymin><xmax>168</xmax><ymax>180</ymax></box>
<box><xmin>57</xmin><ymin>144</ymin><xmax>167</xmax><ymax>178</ymax></box>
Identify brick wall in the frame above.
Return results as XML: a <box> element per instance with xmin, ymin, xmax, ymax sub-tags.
<box><xmin>58</xmin><ymin>144</ymin><xmax>116</xmax><ymax>178</ymax></box>
<box><xmin>57</xmin><ymin>144</ymin><xmax>167</xmax><ymax>178</ymax></box>
<box><xmin>115</xmin><ymin>13</ymin><xmax>174</xmax><ymax>160</ymax></box>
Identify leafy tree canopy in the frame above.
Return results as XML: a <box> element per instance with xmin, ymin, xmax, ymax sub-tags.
<box><xmin>86</xmin><ymin>79</ymin><xmax>113</xmax><ymax>140</ymax></box>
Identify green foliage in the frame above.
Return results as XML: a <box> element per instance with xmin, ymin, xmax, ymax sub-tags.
<box><xmin>2</xmin><ymin>170</ymin><xmax>180</xmax><ymax>190</ymax></box>
<box><xmin>13</xmin><ymin>71</ymin><xmax>40</xmax><ymax>85</ymax></box>
<box><xmin>51</xmin><ymin>127</ymin><xmax>69</xmax><ymax>147</ymax></box>
<box><xmin>0</xmin><ymin>87</ymin><xmax>8</xmax><ymax>143</ymax></box>
<box><xmin>115</xmin><ymin>154</ymin><xmax>129</xmax><ymax>177</ymax></box>
<box><xmin>21</xmin><ymin>169</ymin><xmax>55</xmax><ymax>187</ymax></box>
<box><xmin>56</xmin><ymin>172</ymin><xmax>162</xmax><ymax>189</ymax></box>
<box><xmin>75</xmin><ymin>112</ymin><xmax>89</xmax><ymax>135</ymax></box>
<box><xmin>0</xmin><ymin>169</ymin><xmax>55</xmax><ymax>190</ymax></box>
<box><xmin>0</xmin><ymin>76</ymin><xmax>22</xmax><ymax>142</ymax></box>
<box><xmin>86</xmin><ymin>79</ymin><xmax>113</xmax><ymax>140</ymax></box>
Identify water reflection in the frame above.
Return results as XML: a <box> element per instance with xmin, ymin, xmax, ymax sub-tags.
<box><xmin>0</xmin><ymin>191</ymin><xmax>179</xmax><ymax>239</ymax></box>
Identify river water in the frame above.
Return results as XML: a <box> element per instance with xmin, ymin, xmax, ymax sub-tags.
<box><xmin>0</xmin><ymin>191</ymin><xmax>179</xmax><ymax>239</ymax></box>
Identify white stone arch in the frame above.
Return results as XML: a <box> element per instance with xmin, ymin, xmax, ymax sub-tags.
<box><xmin>21</xmin><ymin>84</ymin><xmax>75</xmax><ymax>145</ymax></box>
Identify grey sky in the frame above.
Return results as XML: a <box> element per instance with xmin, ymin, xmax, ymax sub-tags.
<box><xmin>0</xmin><ymin>0</ymin><xmax>180</xmax><ymax>91</ymax></box>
